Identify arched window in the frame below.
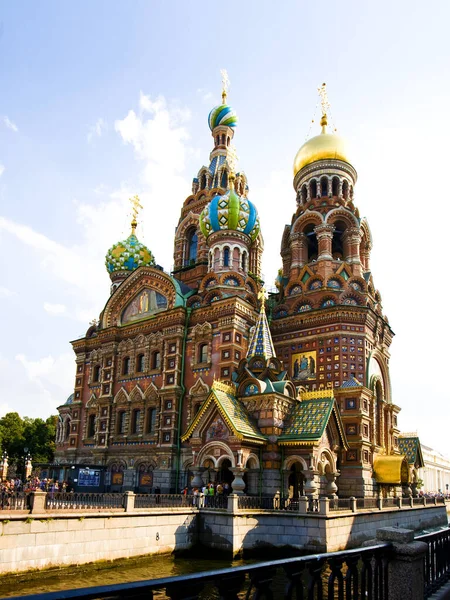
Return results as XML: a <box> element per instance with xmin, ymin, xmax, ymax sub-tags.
<box><xmin>223</xmin><ymin>247</ymin><xmax>230</xmax><ymax>267</ymax></box>
<box><xmin>152</xmin><ymin>351</ymin><xmax>161</xmax><ymax>370</ymax></box>
<box><xmin>221</xmin><ymin>134</ymin><xmax>225</xmax><ymax>144</ymax></box>
<box><xmin>117</xmin><ymin>411</ymin><xmax>126</xmax><ymax>434</ymax></box>
<box><xmin>332</xmin><ymin>220</ymin><xmax>347</xmax><ymax>260</ymax></box>
<box><xmin>93</xmin><ymin>365</ymin><xmax>101</xmax><ymax>382</ymax></box>
<box><xmin>301</xmin><ymin>185</ymin><xmax>307</xmax><ymax>203</ymax></box>
<box><xmin>310</xmin><ymin>180</ymin><xmax>318</xmax><ymax>198</ymax></box>
<box><xmin>201</xmin><ymin>173</ymin><xmax>207</xmax><ymax>189</ymax></box>
<box><xmin>185</xmin><ymin>229</ymin><xmax>198</xmax><ymax>266</ymax></box>
<box><xmin>342</xmin><ymin>180</ymin><xmax>349</xmax><ymax>200</ymax></box>
<box><xmin>332</xmin><ymin>177</ymin><xmax>339</xmax><ymax>196</ymax></box>
<box><xmin>88</xmin><ymin>414</ymin><xmax>96</xmax><ymax>437</ymax></box>
<box><xmin>147</xmin><ymin>408</ymin><xmax>156</xmax><ymax>434</ymax></box>
<box><xmin>131</xmin><ymin>409</ymin><xmax>141</xmax><ymax>434</ymax></box>
<box><xmin>227</xmin><ymin>137</ymin><xmax>230</xmax><ymax>146</ymax></box>
<box><xmin>303</xmin><ymin>224</ymin><xmax>318</xmax><ymax>261</ymax></box>
<box><xmin>65</xmin><ymin>419</ymin><xmax>71</xmax><ymax>440</ymax></box>
<box><xmin>198</xmin><ymin>343</ymin><xmax>208</xmax><ymax>364</ymax></box>
<box><xmin>216</xmin><ymin>136</ymin><xmax>220</xmax><ymax>146</ymax></box>
<box><xmin>136</xmin><ymin>353</ymin><xmax>145</xmax><ymax>373</ymax></box>
<box><xmin>122</xmin><ymin>357</ymin><xmax>130</xmax><ymax>376</ymax></box>
<box><xmin>221</xmin><ymin>170</ymin><xmax>228</xmax><ymax>188</ymax></box>
<box><xmin>320</xmin><ymin>177</ymin><xmax>328</xmax><ymax>197</ymax></box>
<box><xmin>241</xmin><ymin>252</ymin><xmax>247</xmax><ymax>272</ymax></box>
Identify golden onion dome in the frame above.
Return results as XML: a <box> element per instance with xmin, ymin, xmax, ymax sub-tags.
<box><xmin>293</xmin><ymin>115</ymin><xmax>351</xmax><ymax>177</ymax></box>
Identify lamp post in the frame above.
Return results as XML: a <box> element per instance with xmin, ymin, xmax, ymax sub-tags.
<box><xmin>24</xmin><ymin>447</ymin><xmax>32</xmax><ymax>481</ymax></box>
<box><xmin>0</xmin><ymin>451</ymin><xmax>8</xmax><ymax>482</ymax></box>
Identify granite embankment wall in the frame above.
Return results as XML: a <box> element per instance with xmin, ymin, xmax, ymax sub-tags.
<box><xmin>0</xmin><ymin>510</ymin><xmax>196</xmax><ymax>574</ymax></box>
<box><xmin>0</xmin><ymin>504</ymin><xmax>447</xmax><ymax>574</ymax></box>
<box><xmin>199</xmin><ymin>506</ymin><xmax>447</xmax><ymax>555</ymax></box>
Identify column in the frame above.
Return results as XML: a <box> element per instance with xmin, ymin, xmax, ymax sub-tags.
<box><xmin>314</xmin><ymin>224</ymin><xmax>335</xmax><ymax>261</ymax></box>
<box><xmin>230</xmin><ymin>468</ymin><xmax>247</xmax><ymax>495</ymax></box>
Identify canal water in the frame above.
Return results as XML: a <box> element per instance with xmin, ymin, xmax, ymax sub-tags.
<box><xmin>0</xmin><ymin>552</ymin><xmax>265</xmax><ymax>598</ymax></box>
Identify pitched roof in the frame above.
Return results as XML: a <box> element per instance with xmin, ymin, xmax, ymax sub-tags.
<box><xmin>278</xmin><ymin>391</ymin><xmax>347</xmax><ymax>447</ymax></box>
<box><xmin>247</xmin><ymin>303</ymin><xmax>276</xmax><ymax>360</ymax></box>
<box><xmin>398</xmin><ymin>436</ymin><xmax>424</xmax><ymax>468</ymax></box>
<box><xmin>340</xmin><ymin>376</ymin><xmax>362</xmax><ymax>388</ymax></box>
<box><xmin>181</xmin><ymin>382</ymin><xmax>266</xmax><ymax>444</ymax></box>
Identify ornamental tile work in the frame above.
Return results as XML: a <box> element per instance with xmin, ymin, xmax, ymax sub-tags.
<box><xmin>398</xmin><ymin>437</ymin><xmax>424</xmax><ymax>466</ymax></box>
<box><xmin>280</xmin><ymin>398</ymin><xmax>334</xmax><ymax>441</ymax></box>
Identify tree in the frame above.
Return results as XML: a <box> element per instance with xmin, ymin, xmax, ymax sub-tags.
<box><xmin>0</xmin><ymin>413</ymin><xmax>57</xmax><ymax>464</ymax></box>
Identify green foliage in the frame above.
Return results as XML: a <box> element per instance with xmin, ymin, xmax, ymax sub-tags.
<box><xmin>416</xmin><ymin>477</ymin><xmax>424</xmax><ymax>490</ymax></box>
<box><xmin>0</xmin><ymin>413</ymin><xmax>57</xmax><ymax>464</ymax></box>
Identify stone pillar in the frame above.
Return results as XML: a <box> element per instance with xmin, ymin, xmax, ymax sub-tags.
<box><xmin>325</xmin><ymin>471</ymin><xmax>339</xmax><ymax>498</ymax></box>
<box><xmin>315</xmin><ymin>224</ymin><xmax>335</xmax><ymax>261</ymax></box>
<box><xmin>319</xmin><ymin>497</ymin><xmax>330</xmax><ymax>515</ymax></box>
<box><xmin>124</xmin><ymin>491</ymin><xmax>135</xmax><ymax>512</ymax></box>
<box><xmin>30</xmin><ymin>491</ymin><xmax>47</xmax><ymax>514</ymax></box>
<box><xmin>227</xmin><ymin>493</ymin><xmax>239</xmax><ymax>513</ymax></box>
<box><xmin>191</xmin><ymin>470</ymin><xmax>204</xmax><ymax>490</ymax></box>
<box><xmin>230</xmin><ymin>468</ymin><xmax>246</xmax><ymax>495</ymax></box>
<box><xmin>304</xmin><ymin>469</ymin><xmax>318</xmax><ymax>497</ymax></box>
<box><xmin>350</xmin><ymin>496</ymin><xmax>357</xmax><ymax>512</ymax></box>
<box><xmin>376</xmin><ymin>528</ymin><xmax>428</xmax><ymax>600</ymax></box>
<box><xmin>298</xmin><ymin>496</ymin><xmax>308</xmax><ymax>514</ymax></box>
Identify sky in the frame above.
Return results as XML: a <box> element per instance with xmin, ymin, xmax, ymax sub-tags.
<box><xmin>1</xmin><ymin>1</ymin><xmax>449</xmax><ymax>457</ymax></box>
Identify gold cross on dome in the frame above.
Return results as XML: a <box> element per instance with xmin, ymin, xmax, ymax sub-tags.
<box><xmin>130</xmin><ymin>194</ymin><xmax>143</xmax><ymax>233</ymax></box>
<box><xmin>318</xmin><ymin>82</ymin><xmax>331</xmax><ymax>117</ymax></box>
<box><xmin>220</xmin><ymin>68</ymin><xmax>230</xmax><ymax>103</ymax></box>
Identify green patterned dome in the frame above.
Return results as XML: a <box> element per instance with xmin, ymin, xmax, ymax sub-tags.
<box><xmin>105</xmin><ymin>232</ymin><xmax>155</xmax><ymax>275</ymax></box>
<box><xmin>199</xmin><ymin>186</ymin><xmax>260</xmax><ymax>241</ymax></box>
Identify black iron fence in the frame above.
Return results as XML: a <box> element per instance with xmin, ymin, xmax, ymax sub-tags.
<box><xmin>0</xmin><ymin>491</ymin><xmax>28</xmax><ymax>510</ymax></box>
<box><xmin>5</xmin><ymin>542</ymin><xmax>391</xmax><ymax>600</ymax></box>
<box><xmin>417</xmin><ymin>527</ymin><xmax>450</xmax><ymax>598</ymax></box>
<box><xmin>45</xmin><ymin>492</ymin><xmax>124</xmax><ymax>510</ymax></box>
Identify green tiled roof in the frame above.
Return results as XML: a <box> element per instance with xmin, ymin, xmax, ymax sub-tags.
<box><xmin>213</xmin><ymin>388</ymin><xmax>266</xmax><ymax>441</ymax></box>
<box><xmin>398</xmin><ymin>436</ymin><xmax>424</xmax><ymax>467</ymax></box>
<box><xmin>279</xmin><ymin>398</ymin><xmax>334</xmax><ymax>442</ymax></box>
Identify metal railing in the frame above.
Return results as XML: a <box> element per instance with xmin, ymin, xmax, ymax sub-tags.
<box><xmin>238</xmin><ymin>495</ymin><xmax>278</xmax><ymax>510</ymax></box>
<box><xmin>0</xmin><ymin>491</ymin><xmax>29</xmax><ymax>510</ymax></box>
<box><xmin>357</xmin><ymin>497</ymin><xmax>378</xmax><ymax>509</ymax></box>
<box><xmin>45</xmin><ymin>492</ymin><xmax>124</xmax><ymax>510</ymax></box>
<box><xmin>7</xmin><ymin>542</ymin><xmax>391</xmax><ymax>600</ymax></box>
<box><xmin>417</xmin><ymin>527</ymin><xmax>450</xmax><ymax>598</ymax></box>
<box><xmin>134</xmin><ymin>493</ymin><xmax>186</xmax><ymax>509</ymax></box>
<box><xmin>382</xmin><ymin>498</ymin><xmax>397</xmax><ymax>508</ymax></box>
<box><xmin>330</xmin><ymin>497</ymin><xmax>352</xmax><ymax>511</ymax></box>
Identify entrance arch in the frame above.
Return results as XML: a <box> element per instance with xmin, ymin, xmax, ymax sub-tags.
<box><xmin>288</xmin><ymin>463</ymin><xmax>305</xmax><ymax>498</ymax></box>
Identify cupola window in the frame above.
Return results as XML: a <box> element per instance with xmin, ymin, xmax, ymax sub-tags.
<box><xmin>201</xmin><ymin>173</ymin><xmax>207</xmax><ymax>189</ymax></box>
<box><xmin>310</xmin><ymin>180</ymin><xmax>318</xmax><ymax>198</ymax></box>
<box><xmin>186</xmin><ymin>229</ymin><xmax>198</xmax><ymax>265</ymax></box>
<box><xmin>303</xmin><ymin>224</ymin><xmax>318</xmax><ymax>261</ymax></box>
<box><xmin>223</xmin><ymin>247</ymin><xmax>230</xmax><ymax>267</ymax></box>
<box><xmin>332</xmin><ymin>220</ymin><xmax>347</xmax><ymax>260</ymax></box>
<box><xmin>320</xmin><ymin>177</ymin><xmax>328</xmax><ymax>197</ymax></box>
<box><xmin>332</xmin><ymin>177</ymin><xmax>339</xmax><ymax>197</ymax></box>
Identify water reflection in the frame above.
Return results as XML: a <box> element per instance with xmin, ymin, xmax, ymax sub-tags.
<box><xmin>1</xmin><ymin>553</ymin><xmax>251</xmax><ymax>598</ymax></box>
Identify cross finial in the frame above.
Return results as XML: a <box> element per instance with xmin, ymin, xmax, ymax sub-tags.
<box><xmin>318</xmin><ymin>82</ymin><xmax>331</xmax><ymax>131</ymax></box>
<box><xmin>130</xmin><ymin>194</ymin><xmax>143</xmax><ymax>234</ymax></box>
<box><xmin>220</xmin><ymin>69</ymin><xmax>230</xmax><ymax>104</ymax></box>
<box><xmin>258</xmin><ymin>287</ymin><xmax>267</xmax><ymax>311</ymax></box>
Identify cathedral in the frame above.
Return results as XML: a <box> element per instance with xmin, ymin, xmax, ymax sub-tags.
<box><xmin>55</xmin><ymin>81</ymin><xmax>422</xmax><ymax>498</ymax></box>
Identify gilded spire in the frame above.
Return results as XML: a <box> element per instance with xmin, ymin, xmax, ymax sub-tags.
<box><xmin>130</xmin><ymin>194</ymin><xmax>143</xmax><ymax>235</ymax></box>
<box><xmin>220</xmin><ymin>68</ymin><xmax>230</xmax><ymax>104</ymax></box>
<box><xmin>247</xmin><ymin>289</ymin><xmax>276</xmax><ymax>360</ymax></box>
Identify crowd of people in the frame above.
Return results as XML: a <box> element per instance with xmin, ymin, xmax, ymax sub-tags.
<box><xmin>182</xmin><ymin>481</ymin><xmax>232</xmax><ymax>506</ymax></box>
<box><xmin>1</xmin><ymin>477</ymin><xmax>72</xmax><ymax>507</ymax></box>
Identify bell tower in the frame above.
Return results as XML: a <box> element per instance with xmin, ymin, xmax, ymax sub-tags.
<box><xmin>271</xmin><ymin>84</ymin><xmax>400</xmax><ymax>497</ymax></box>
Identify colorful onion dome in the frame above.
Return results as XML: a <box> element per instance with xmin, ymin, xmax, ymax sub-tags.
<box><xmin>208</xmin><ymin>104</ymin><xmax>238</xmax><ymax>131</ymax></box>
<box><xmin>105</xmin><ymin>232</ymin><xmax>155</xmax><ymax>275</ymax></box>
<box><xmin>293</xmin><ymin>115</ymin><xmax>351</xmax><ymax>176</ymax></box>
<box><xmin>199</xmin><ymin>184</ymin><xmax>260</xmax><ymax>241</ymax></box>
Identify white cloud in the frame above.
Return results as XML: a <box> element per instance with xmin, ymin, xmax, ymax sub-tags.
<box><xmin>0</xmin><ymin>164</ymin><xmax>4</xmax><ymax>177</ymax></box>
<box><xmin>87</xmin><ymin>117</ymin><xmax>107</xmax><ymax>143</ymax></box>
<box><xmin>0</xmin><ymin>286</ymin><xmax>14</xmax><ymax>298</ymax></box>
<box><xmin>44</xmin><ymin>302</ymin><xmax>67</xmax><ymax>315</ymax></box>
<box><xmin>3</xmin><ymin>116</ymin><xmax>18</xmax><ymax>133</ymax></box>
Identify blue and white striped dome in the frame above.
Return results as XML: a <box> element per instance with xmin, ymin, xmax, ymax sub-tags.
<box><xmin>199</xmin><ymin>187</ymin><xmax>260</xmax><ymax>241</ymax></box>
<box><xmin>208</xmin><ymin>104</ymin><xmax>238</xmax><ymax>131</ymax></box>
